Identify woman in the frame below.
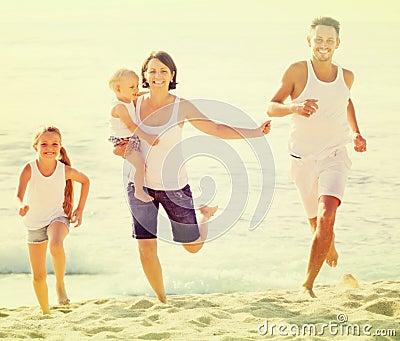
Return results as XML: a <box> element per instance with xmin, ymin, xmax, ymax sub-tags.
<box><xmin>122</xmin><ymin>51</ymin><xmax>270</xmax><ymax>302</ymax></box>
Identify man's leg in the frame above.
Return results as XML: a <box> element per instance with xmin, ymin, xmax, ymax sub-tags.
<box><xmin>303</xmin><ymin>195</ymin><xmax>340</xmax><ymax>297</ymax></box>
<box><xmin>308</xmin><ymin>217</ymin><xmax>338</xmax><ymax>267</ymax></box>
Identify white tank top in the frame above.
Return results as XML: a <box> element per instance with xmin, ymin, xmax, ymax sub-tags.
<box><xmin>24</xmin><ymin>160</ymin><xmax>67</xmax><ymax>229</ymax></box>
<box><xmin>132</xmin><ymin>96</ymin><xmax>188</xmax><ymax>190</ymax></box>
<box><xmin>109</xmin><ymin>99</ymin><xmax>137</xmax><ymax>138</ymax></box>
<box><xmin>289</xmin><ymin>60</ymin><xmax>351</xmax><ymax>159</ymax></box>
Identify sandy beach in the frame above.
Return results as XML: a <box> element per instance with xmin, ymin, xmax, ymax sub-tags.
<box><xmin>1</xmin><ymin>277</ymin><xmax>398</xmax><ymax>340</ymax></box>
<box><xmin>1</xmin><ymin>2</ymin><xmax>400</xmax><ymax>341</ymax></box>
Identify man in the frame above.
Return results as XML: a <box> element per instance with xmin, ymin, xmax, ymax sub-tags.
<box><xmin>267</xmin><ymin>16</ymin><xmax>367</xmax><ymax>298</ymax></box>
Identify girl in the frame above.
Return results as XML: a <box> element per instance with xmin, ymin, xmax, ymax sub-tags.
<box><xmin>16</xmin><ymin>126</ymin><xmax>90</xmax><ymax>314</ymax></box>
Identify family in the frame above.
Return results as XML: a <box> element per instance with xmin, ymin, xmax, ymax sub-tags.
<box><xmin>16</xmin><ymin>16</ymin><xmax>367</xmax><ymax>314</ymax></box>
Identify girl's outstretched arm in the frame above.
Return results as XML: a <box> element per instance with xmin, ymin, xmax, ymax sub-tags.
<box><xmin>16</xmin><ymin>163</ymin><xmax>31</xmax><ymax>216</ymax></box>
<box><xmin>65</xmin><ymin>166</ymin><xmax>90</xmax><ymax>227</ymax></box>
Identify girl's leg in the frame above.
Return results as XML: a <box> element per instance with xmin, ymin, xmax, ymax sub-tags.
<box><xmin>137</xmin><ymin>239</ymin><xmax>166</xmax><ymax>303</ymax></box>
<box><xmin>182</xmin><ymin>205</ymin><xmax>218</xmax><ymax>254</ymax></box>
<box><xmin>47</xmin><ymin>221</ymin><xmax>69</xmax><ymax>305</ymax></box>
<box><xmin>125</xmin><ymin>150</ymin><xmax>154</xmax><ymax>203</ymax></box>
<box><xmin>28</xmin><ymin>242</ymin><xmax>50</xmax><ymax>314</ymax></box>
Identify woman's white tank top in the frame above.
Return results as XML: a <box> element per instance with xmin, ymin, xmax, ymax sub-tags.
<box><xmin>132</xmin><ymin>95</ymin><xmax>188</xmax><ymax>190</ymax></box>
<box><xmin>290</xmin><ymin>60</ymin><xmax>351</xmax><ymax>159</ymax></box>
<box><xmin>24</xmin><ymin>160</ymin><xmax>67</xmax><ymax>229</ymax></box>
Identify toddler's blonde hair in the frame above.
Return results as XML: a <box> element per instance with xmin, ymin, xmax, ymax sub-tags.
<box><xmin>109</xmin><ymin>69</ymin><xmax>138</xmax><ymax>91</ymax></box>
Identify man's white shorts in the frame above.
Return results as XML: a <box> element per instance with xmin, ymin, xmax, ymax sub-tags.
<box><xmin>289</xmin><ymin>147</ymin><xmax>352</xmax><ymax>218</ymax></box>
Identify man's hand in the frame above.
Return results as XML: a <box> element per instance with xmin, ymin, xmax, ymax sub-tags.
<box><xmin>293</xmin><ymin>99</ymin><xmax>319</xmax><ymax>117</ymax></box>
<box><xmin>353</xmin><ymin>133</ymin><xmax>367</xmax><ymax>152</ymax></box>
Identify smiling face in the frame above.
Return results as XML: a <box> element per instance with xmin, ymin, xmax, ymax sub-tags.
<box><xmin>308</xmin><ymin>25</ymin><xmax>340</xmax><ymax>62</ymax></box>
<box><xmin>144</xmin><ymin>58</ymin><xmax>175</xmax><ymax>91</ymax></box>
<box><xmin>116</xmin><ymin>74</ymin><xmax>139</xmax><ymax>102</ymax></box>
<box><xmin>34</xmin><ymin>131</ymin><xmax>62</xmax><ymax>160</ymax></box>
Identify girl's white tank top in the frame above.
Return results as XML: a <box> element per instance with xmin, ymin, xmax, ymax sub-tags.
<box><xmin>24</xmin><ymin>160</ymin><xmax>67</xmax><ymax>229</ymax></box>
<box><xmin>132</xmin><ymin>95</ymin><xmax>188</xmax><ymax>190</ymax></box>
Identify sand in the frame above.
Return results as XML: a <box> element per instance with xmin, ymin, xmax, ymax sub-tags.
<box><xmin>0</xmin><ymin>277</ymin><xmax>399</xmax><ymax>340</ymax></box>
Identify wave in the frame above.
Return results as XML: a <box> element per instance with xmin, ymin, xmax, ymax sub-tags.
<box><xmin>0</xmin><ymin>244</ymin><xmax>110</xmax><ymax>275</ymax></box>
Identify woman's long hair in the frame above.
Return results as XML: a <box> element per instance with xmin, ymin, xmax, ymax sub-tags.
<box><xmin>33</xmin><ymin>126</ymin><xmax>73</xmax><ymax>219</ymax></box>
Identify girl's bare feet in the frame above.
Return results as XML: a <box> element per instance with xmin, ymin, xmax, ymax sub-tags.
<box><xmin>56</xmin><ymin>282</ymin><xmax>70</xmax><ymax>305</ymax></box>
<box><xmin>157</xmin><ymin>295</ymin><xmax>167</xmax><ymax>304</ymax></box>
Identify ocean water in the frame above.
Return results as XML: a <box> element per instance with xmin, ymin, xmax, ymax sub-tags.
<box><xmin>1</xmin><ymin>1</ymin><xmax>399</xmax><ymax>308</ymax></box>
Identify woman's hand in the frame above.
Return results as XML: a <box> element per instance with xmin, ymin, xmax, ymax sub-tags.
<box><xmin>260</xmin><ymin>120</ymin><xmax>271</xmax><ymax>135</ymax></box>
<box><xmin>113</xmin><ymin>141</ymin><xmax>128</xmax><ymax>157</ymax></box>
<box><xmin>144</xmin><ymin>134</ymin><xmax>159</xmax><ymax>146</ymax></box>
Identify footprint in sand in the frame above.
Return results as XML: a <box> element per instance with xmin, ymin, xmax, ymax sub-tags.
<box><xmin>191</xmin><ymin>315</ymin><xmax>212</xmax><ymax>327</ymax></box>
<box><xmin>364</xmin><ymin>299</ymin><xmax>399</xmax><ymax>317</ymax></box>
<box><xmin>52</xmin><ymin>305</ymin><xmax>73</xmax><ymax>314</ymax></box>
<box><xmin>138</xmin><ymin>332</ymin><xmax>171</xmax><ymax>340</ymax></box>
<box><xmin>94</xmin><ymin>299</ymin><xmax>110</xmax><ymax>305</ymax></box>
<box><xmin>130</xmin><ymin>299</ymin><xmax>154</xmax><ymax>310</ymax></box>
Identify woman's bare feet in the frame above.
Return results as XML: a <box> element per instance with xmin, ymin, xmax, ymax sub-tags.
<box><xmin>134</xmin><ymin>189</ymin><xmax>154</xmax><ymax>203</ymax></box>
<box><xmin>198</xmin><ymin>205</ymin><xmax>218</xmax><ymax>241</ymax></box>
<box><xmin>199</xmin><ymin>205</ymin><xmax>218</xmax><ymax>219</ymax></box>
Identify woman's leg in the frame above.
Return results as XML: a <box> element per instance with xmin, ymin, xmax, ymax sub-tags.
<box><xmin>28</xmin><ymin>242</ymin><xmax>50</xmax><ymax>314</ymax></box>
<box><xmin>182</xmin><ymin>205</ymin><xmax>218</xmax><ymax>253</ymax></box>
<box><xmin>47</xmin><ymin>221</ymin><xmax>69</xmax><ymax>305</ymax></box>
<box><xmin>137</xmin><ymin>239</ymin><xmax>166</xmax><ymax>303</ymax></box>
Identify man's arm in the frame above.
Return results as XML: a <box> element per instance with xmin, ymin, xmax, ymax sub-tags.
<box><xmin>347</xmin><ymin>98</ymin><xmax>367</xmax><ymax>152</ymax></box>
<box><xmin>267</xmin><ymin>62</ymin><xmax>318</xmax><ymax>118</ymax></box>
<box><xmin>343</xmin><ymin>69</ymin><xmax>367</xmax><ymax>153</ymax></box>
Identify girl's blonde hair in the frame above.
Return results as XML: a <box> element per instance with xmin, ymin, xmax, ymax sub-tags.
<box><xmin>33</xmin><ymin>126</ymin><xmax>74</xmax><ymax>220</ymax></box>
<box><xmin>108</xmin><ymin>68</ymin><xmax>138</xmax><ymax>90</ymax></box>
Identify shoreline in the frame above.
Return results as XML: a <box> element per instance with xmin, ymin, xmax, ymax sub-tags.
<box><xmin>1</xmin><ymin>278</ymin><xmax>399</xmax><ymax>340</ymax></box>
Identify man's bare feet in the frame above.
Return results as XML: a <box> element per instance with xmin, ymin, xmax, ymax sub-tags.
<box><xmin>157</xmin><ymin>295</ymin><xmax>167</xmax><ymax>304</ymax></box>
<box><xmin>199</xmin><ymin>205</ymin><xmax>218</xmax><ymax>219</ymax></box>
<box><xmin>56</xmin><ymin>282</ymin><xmax>70</xmax><ymax>305</ymax></box>
<box><xmin>301</xmin><ymin>284</ymin><xmax>317</xmax><ymax>298</ymax></box>
<box><xmin>326</xmin><ymin>244</ymin><xmax>339</xmax><ymax>267</ymax></box>
<box><xmin>134</xmin><ymin>190</ymin><xmax>154</xmax><ymax>203</ymax></box>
